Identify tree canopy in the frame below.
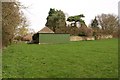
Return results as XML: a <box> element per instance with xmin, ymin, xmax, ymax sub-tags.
<box><xmin>67</xmin><ymin>14</ymin><xmax>85</xmax><ymax>27</ymax></box>
<box><xmin>2</xmin><ymin>1</ymin><xmax>29</xmax><ymax>47</ymax></box>
<box><xmin>45</xmin><ymin>8</ymin><xmax>66</xmax><ymax>33</ymax></box>
<box><xmin>91</xmin><ymin>17</ymin><xmax>99</xmax><ymax>29</ymax></box>
<box><xmin>97</xmin><ymin>14</ymin><xmax>119</xmax><ymax>35</ymax></box>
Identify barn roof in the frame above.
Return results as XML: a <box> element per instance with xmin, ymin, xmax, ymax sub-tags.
<box><xmin>38</xmin><ymin>27</ymin><xmax>54</xmax><ymax>33</ymax></box>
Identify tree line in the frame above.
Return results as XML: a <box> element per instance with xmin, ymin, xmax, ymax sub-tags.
<box><xmin>90</xmin><ymin>14</ymin><xmax>119</xmax><ymax>38</ymax></box>
<box><xmin>46</xmin><ymin>8</ymin><xmax>119</xmax><ymax>38</ymax></box>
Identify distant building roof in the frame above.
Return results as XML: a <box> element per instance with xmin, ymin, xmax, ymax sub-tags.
<box><xmin>38</xmin><ymin>27</ymin><xmax>54</xmax><ymax>33</ymax></box>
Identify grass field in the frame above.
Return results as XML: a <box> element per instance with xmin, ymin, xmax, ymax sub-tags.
<box><xmin>2</xmin><ymin>39</ymin><xmax>118</xmax><ymax>78</ymax></box>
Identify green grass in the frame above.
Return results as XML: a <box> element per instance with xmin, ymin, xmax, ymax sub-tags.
<box><xmin>2</xmin><ymin>39</ymin><xmax>118</xmax><ymax>78</ymax></box>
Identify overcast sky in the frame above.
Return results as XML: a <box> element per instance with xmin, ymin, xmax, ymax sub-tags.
<box><xmin>19</xmin><ymin>0</ymin><xmax>119</xmax><ymax>32</ymax></box>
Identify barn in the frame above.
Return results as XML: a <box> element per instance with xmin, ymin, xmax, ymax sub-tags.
<box><xmin>32</xmin><ymin>27</ymin><xmax>70</xmax><ymax>44</ymax></box>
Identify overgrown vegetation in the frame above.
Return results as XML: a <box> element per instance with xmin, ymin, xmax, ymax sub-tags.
<box><xmin>2</xmin><ymin>39</ymin><xmax>118</xmax><ymax>78</ymax></box>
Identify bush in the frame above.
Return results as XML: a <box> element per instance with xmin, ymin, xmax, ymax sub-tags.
<box><xmin>78</xmin><ymin>32</ymin><xmax>86</xmax><ymax>36</ymax></box>
<box><xmin>14</xmin><ymin>36</ymin><xmax>22</xmax><ymax>41</ymax></box>
<box><xmin>79</xmin><ymin>26</ymin><xmax>93</xmax><ymax>37</ymax></box>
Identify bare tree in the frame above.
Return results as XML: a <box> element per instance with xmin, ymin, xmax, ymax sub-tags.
<box><xmin>97</xmin><ymin>14</ymin><xmax>119</xmax><ymax>35</ymax></box>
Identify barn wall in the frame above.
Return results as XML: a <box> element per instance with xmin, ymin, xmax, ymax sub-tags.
<box><xmin>39</xmin><ymin>33</ymin><xmax>70</xmax><ymax>43</ymax></box>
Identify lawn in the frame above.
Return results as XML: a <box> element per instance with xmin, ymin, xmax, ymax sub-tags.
<box><xmin>2</xmin><ymin>39</ymin><xmax>118</xmax><ymax>78</ymax></box>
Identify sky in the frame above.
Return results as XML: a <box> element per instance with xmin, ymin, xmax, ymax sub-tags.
<box><xmin>19</xmin><ymin>0</ymin><xmax>119</xmax><ymax>32</ymax></box>
<box><xmin>119</xmin><ymin>1</ymin><xmax>120</xmax><ymax>21</ymax></box>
